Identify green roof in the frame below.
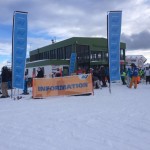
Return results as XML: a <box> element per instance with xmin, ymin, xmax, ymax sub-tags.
<box><xmin>30</xmin><ymin>37</ymin><xmax>126</xmax><ymax>55</ymax></box>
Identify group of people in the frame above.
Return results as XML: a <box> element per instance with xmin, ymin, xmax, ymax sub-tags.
<box><xmin>76</xmin><ymin>66</ymin><xmax>110</xmax><ymax>89</ymax></box>
<box><xmin>1</xmin><ymin>64</ymin><xmax>149</xmax><ymax>98</ymax></box>
<box><xmin>121</xmin><ymin>63</ymin><xmax>150</xmax><ymax>89</ymax></box>
<box><xmin>23</xmin><ymin>67</ymin><xmax>63</xmax><ymax>94</ymax></box>
<box><xmin>0</xmin><ymin>66</ymin><xmax>46</xmax><ymax>97</ymax></box>
<box><xmin>23</xmin><ymin>67</ymin><xmax>45</xmax><ymax>95</ymax></box>
<box><xmin>76</xmin><ymin>63</ymin><xmax>150</xmax><ymax>90</ymax></box>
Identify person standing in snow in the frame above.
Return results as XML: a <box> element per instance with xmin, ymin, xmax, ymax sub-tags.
<box><xmin>121</xmin><ymin>69</ymin><xmax>126</xmax><ymax>85</ymax></box>
<box><xmin>36</xmin><ymin>67</ymin><xmax>44</xmax><ymax>78</ymax></box>
<box><xmin>76</xmin><ymin>67</ymin><xmax>83</xmax><ymax>75</ymax></box>
<box><xmin>99</xmin><ymin>66</ymin><xmax>107</xmax><ymax>87</ymax></box>
<box><xmin>129</xmin><ymin>63</ymin><xmax>138</xmax><ymax>89</ymax></box>
<box><xmin>55</xmin><ymin>68</ymin><xmax>62</xmax><ymax>77</ymax></box>
<box><xmin>23</xmin><ymin>71</ymin><xmax>29</xmax><ymax>95</ymax></box>
<box><xmin>0</xmin><ymin>66</ymin><xmax>9</xmax><ymax>98</ymax></box>
<box><xmin>144</xmin><ymin>67</ymin><xmax>150</xmax><ymax>84</ymax></box>
<box><xmin>126</xmin><ymin>67</ymin><xmax>132</xmax><ymax>88</ymax></box>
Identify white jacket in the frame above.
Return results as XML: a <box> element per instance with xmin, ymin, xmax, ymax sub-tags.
<box><xmin>144</xmin><ymin>69</ymin><xmax>150</xmax><ymax>76</ymax></box>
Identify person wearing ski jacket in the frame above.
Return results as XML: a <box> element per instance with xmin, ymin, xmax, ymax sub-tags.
<box><xmin>129</xmin><ymin>63</ymin><xmax>138</xmax><ymax>89</ymax></box>
<box><xmin>76</xmin><ymin>67</ymin><xmax>83</xmax><ymax>75</ymax></box>
<box><xmin>126</xmin><ymin>68</ymin><xmax>132</xmax><ymax>87</ymax></box>
<box><xmin>36</xmin><ymin>67</ymin><xmax>44</xmax><ymax>78</ymax></box>
<box><xmin>144</xmin><ymin>67</ymin><xmax>150</xmax><ymax>84</ymax></box>
<box><xmin>23</xmin><ymin>71</ymin><xmax>29</xmax><ymax>95</ymax></box>
<box><xmin>0</xmin><ymin>66</ymin><xmax>9</xmax><ymax>98</ymax></box>
<box><xmin>121</xmin><ymin>70</ymin><xmax>126</xmax><ymax>85</ymax></box>
<box><xmin>55</xmin><ymin>68</ymin><xmax>62</xmax><ymax>77</ymax></box>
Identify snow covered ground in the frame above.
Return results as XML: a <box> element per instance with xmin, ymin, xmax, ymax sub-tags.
<box><xmin>0</xmin><ymin>82</ymin><xmax>150</xmax><ymax>150</ymax></box>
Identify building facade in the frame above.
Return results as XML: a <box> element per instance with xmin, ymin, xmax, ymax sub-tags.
<box><xmin>26</xmin><ymin>37</ymin><xmax>126</xmax><ymax>77</ymax></box>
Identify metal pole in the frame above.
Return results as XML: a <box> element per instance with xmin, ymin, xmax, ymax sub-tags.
<box><xmin>107</xmin><ymin>12</ymin><xmax>111</xmax><ymax>94</ymax></box>
<box><xmin>75</xmin><ymin>41</ymin><xmax>77</xmax><ymax>71</ymax></box>
<box><xmin>11</xmin><ymin>12</ymin><xmax>15</xmax><ymax>99</ymax></box>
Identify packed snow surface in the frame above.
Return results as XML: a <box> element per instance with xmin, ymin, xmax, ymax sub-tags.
<box><xmin>0</xmin><ymin>83</ymin><xmax>150</xmax><ymax>150</ymax></box>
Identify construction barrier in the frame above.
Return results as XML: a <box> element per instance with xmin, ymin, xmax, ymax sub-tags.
<box><xmin>32</xmin><ymin>74</ymin><xmax>93</xmax><ymax>98</ymax></box>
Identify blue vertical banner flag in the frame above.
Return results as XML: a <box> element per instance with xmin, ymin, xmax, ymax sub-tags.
<box><xmin>12</xmin><ymin>11</ymin><xmax>28</xmax><ymax>89</ymax></box>
<box><xmin>69</xmin><ymin>53</ymin><xmax>76</xmax><ymax>75</ymax></box>
<box><xmin>108</xmin><ymin>11</ymin><xmax>122</xmax><ymax>81</ymax></box>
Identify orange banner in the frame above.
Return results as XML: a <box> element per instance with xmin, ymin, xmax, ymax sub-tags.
<box><xmin>32</xmin><ymin>74</ymin><xmax>93</xmax><ymax>98</ymax></box>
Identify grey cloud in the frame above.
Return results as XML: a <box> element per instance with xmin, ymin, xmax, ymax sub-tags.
<box><xmin>1</xmin><ymin>0</ymin><xmax>150</xmax><ymax>49</ymax></box>
<box><xmin>144</xmin><ymin>0</ymin><xmax>150</xmax><ymax>5</ymax></box>
<box><xmin>121</xmin><ymin>30</ymin><xmax>150</xmax><ymax>50</ymax></box>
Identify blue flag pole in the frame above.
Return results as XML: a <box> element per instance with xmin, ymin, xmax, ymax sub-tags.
<box><xmin>12</xmin><ymin>11</ymin><xmax>28</xmax><ymax>91</ymax></box>
<box><xmin>107</xmin><ymin>11</ymin><xmax>122</xmax><ymax>93</ymax></box>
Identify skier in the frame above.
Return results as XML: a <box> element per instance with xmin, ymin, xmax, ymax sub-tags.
<box><xmin>0</xmin><ymin>66</ymin><xmax>9</xmax><ymax>98</ymax></box>
<box><xmin>144</xmin><ymin>67</ymin><xmax>150</xmax><ymax>84</ymax></box>
<box><xmin>22</xmin><ymin>71</ymin><xmax>29</xmax><ymax>95</ymax></box>
<box><xmin>121</xmin><ymin>69</ymin><xmax>126</xmax><ymax>85</ymax></box>
<box><xmin>126</xmin><ymin>67</ymin><xmax>132</xmax><ymax>88</ymax></box>
<box><xmin>129</xmin><ymin>63</ymin><xmax>138</xmax><ymax>89</ymax></box>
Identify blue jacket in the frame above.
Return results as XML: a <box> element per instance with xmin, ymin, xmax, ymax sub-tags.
<box><xmin>131</xmin><ymin>67</ymin><xmax>138</xmax><ymax>77</ymax></box>
<box><xmin>127</xmin><ymin>68</ymin><xmax>132</xmax><ymax>77</ymax></box>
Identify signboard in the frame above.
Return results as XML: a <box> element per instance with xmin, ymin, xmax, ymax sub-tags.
<box><xmin>32</xmin><ymin>74</ymin><xmax>93</xmax><ymax>98</ymax></box>
<box><xmin>69</xmin><ymin>53</ymin><xmax>76</xmax><ymax>75</ymax></box>
<box><xmin>126</xmin><ymin>55</ymin><xmax>147</xmax><ymax>68</ymax></box>
<box><xmin>12</xmin><ymin>12</ymin><xmax>28</xmax><ymax>89</ymax></box>
<box><xmin>108</xmin><ymin>11</ymin><xmax>122</xmax><ymax>81</ymax></box>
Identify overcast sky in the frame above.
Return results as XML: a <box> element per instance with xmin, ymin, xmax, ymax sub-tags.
<box><xmin>0</xmin><ymin>0</ymin><xmax>150</xmax><ymax>70</ymax></box>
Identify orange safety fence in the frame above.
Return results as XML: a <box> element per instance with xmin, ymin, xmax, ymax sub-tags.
<box><xmin>32</xmin><ymin>74</ymin><xmax>93</xmax><ymax>98</ymax></box>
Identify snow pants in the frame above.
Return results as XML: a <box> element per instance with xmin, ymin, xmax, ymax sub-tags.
<box><xmin>129</xmin><ymin>76</ymin><xmax>138</xmax><ymax>89</ymax></box>
<box><xmin>1</xmin><ymin>82</ymin><xmax>8</xmax><ymax>97</ymax></box>
<box><xmin>126</xmin><ymin>76</ymin><xmax>131</xmax><ymax>87</ymax></box>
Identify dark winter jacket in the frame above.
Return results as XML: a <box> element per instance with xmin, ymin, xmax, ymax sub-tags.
<box><xmin>1</xmin><ymin>67</ymin><xmax>9</xmax><ymax>82</ymax></box>
<box><xmin>36</xmin><ymin>70</ymin><xmax>44</xmax><ymax>78</ymax></box>
<box><xmin>55</xmin><ymin>71</ymin><xmax>61</xmax><ymax>77</ymax></box>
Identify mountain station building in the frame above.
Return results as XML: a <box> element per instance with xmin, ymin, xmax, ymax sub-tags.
<box><xmin>26</xmin><ymin>37</ymin><xmax>126</xmax><ymax>77</ymax></box>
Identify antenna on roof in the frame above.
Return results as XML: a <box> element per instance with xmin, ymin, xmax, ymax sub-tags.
<box><xmin>51</xmin><ymin>37</ymin><xmax>56</xmax><ymax>44</ymax></box>
<box><xmin>51</xmin><ymin>39</ymin><xmax>54</xmax><ymax>44</ymax></box>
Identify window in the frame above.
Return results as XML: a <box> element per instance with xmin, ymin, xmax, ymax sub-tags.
<box><xmin>57</xmin><ymin>47</ymin><xmax>64</xmax><ymax>59</ymax></box>
<box><xmin>54</xmin><ymin>49</ymin><xmax>57</xmax><ymax>59</ymax></box>
<box><xmin>91</xmin><ymin>51</ymin><xmax>103</xmax><ymax>61</ymax></box>
<box><xmin>26</xmin><ymin>69</ymin><xmax>28</xmax><ymax>74</ymax></box>
<box><xmin>120</xmin><ymin>49</ymin><xmax>124</xmax><ymax>60</ymax></box>
<box><xmin>65</xmin><ymin>45</ymin><xmax>72</xmax><ymax>59</ymax></box>
<box><xmin>98</xmin><ymin>53</ymin><xmax>101</xmax><ymax>59</ymax></box>
<box><xmin>103</xmin><ymin>52</ymin><xmax>108</xmax><ymax>61</ymax></box>
<box><xmin>57</xmin><ymin>48</ymin><xmax>60</xmax><ymax>59</ymax></box>
<box><xmin>33</xmin><ymin>68</ymin><xmax>36</xmax><ymax>76</ymax></box>
<box><xmin>90</xmin><ymin>54</ymin><xmax>92</xmax><ymax>59</ymax></box>
<box><xmin>47</xmin><ymin>51</ymin><xmax>50</xmax><ymax>59</ymax></box>
<box><xmin>50</xmin><ymin>50</ymin><xmax>56</xmax><ymax>59</ymax></box>
<box><xmin>43</xmin><ymin>51</ymin><xmax>49</xmax><ymax>59</ymax></box>
<box><xmin>44</xmin><ymin>52</ymin><xmax>46</xmax><ymax>59</ymax></box>
<box><xmin>39</xmin><ymin>53</ymin><xmax>44</xmax><ymax>60</ymax></box>
<box><xmin>41</xmin><ymin>67</ymin><xmax>44</xmax><ymax>75</ymax></box>
<box><xmin>101</xmin><ymin>52</ymin><xmax>105</xmax><ymax>61</ymax></box>
<box><xmin>76</xmin><ymin>45</ymin><xmax>90</xmax><ymax>63</ymax></box>
<box><xmin>105</xmin><ymin>52</ymin><xmax>108</xmax><ymax>58</ymax></box>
